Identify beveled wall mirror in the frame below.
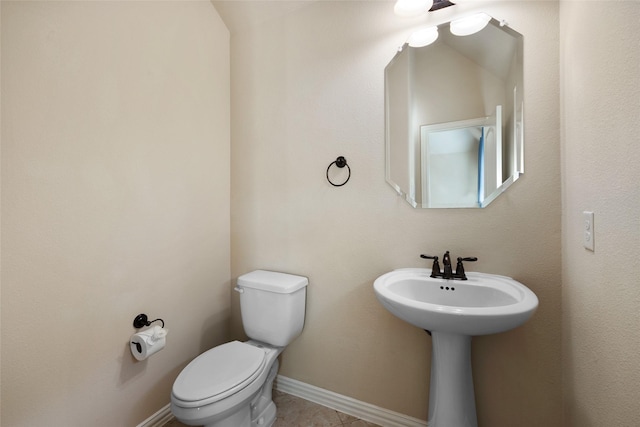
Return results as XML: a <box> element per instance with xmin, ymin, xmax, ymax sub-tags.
<box><xmin>385</xmin><ymin>14</ymin><xmax>523</xmax><ymax>208</ymax></box>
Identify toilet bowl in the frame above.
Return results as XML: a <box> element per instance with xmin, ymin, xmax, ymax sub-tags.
<box><xmin>171</xmin><ymin>340</ymin><xmax>281</xmax><ymax>427</ymax></box>
<box><xmin>170</xmin><ymin>270</ymin><xmax>308</xmax><ymax>427</ymax></box>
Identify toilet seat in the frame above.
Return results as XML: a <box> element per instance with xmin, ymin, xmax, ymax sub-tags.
<box><xmin>172</xmin><ymin>341</ymin><xmax>267</xmax><ymax>406</ymax></box>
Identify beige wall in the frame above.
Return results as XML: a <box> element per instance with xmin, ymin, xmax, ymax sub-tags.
<box><xmin>229</xmin><ymin>1</ymin><xmax>562</xmax><ymax>425</ymax></box>
<box><xmin>560</xmin><ymin>1</ymin><xmax>640</xmax><ymax>426</ymax></box>
<box><xmin>0</xmin><ymin>1</ymin><xmax>230</xmax><ymax>426</ymax></box>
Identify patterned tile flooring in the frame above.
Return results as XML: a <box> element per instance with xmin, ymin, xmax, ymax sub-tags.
<box><xmin>164</xmin><ymin>390</ymin><xmax>381</xmax><ymax>427</ymax></box>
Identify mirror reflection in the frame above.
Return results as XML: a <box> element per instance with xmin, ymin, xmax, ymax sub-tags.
<box><xmin>385</xmin><ymin>15</ymin><xmax>524</xmax><ymax>208</ymax></box>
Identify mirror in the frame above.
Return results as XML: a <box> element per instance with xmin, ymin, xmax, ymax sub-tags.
<box><xmin>385</xmin><ymin>15</ymin><xmax>523</xmax><ymax>208</ymax></box>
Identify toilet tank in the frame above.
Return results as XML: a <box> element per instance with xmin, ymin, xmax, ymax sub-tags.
<box><xmin>236</xmin><ymin>270</ymin><xmax>308</xmax><ymax>347</ymax></box>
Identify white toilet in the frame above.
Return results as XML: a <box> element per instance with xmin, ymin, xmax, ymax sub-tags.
<box><xmin>170</xmin><ymin>270</ymin><xmax>308</xmax><ymax>427</ymax></box>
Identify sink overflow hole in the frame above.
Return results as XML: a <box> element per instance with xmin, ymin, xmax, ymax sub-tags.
<box><xmin>439</xmin><ymin>286</ymin><xmax>455</xmax><ymax>291</ymax></box>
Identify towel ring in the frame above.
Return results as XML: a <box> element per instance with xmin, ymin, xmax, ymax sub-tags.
<box><xmin>326</xmin><ymin>156</ymin><xmax>350</xmax><ymax>187</ymax></box>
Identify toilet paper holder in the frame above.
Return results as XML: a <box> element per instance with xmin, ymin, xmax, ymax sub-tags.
<box><xmin>131</xmin><ymin>314</ymin><xmax>168</xmax><ymax>360</ymax></box>
<box><xmin>133</xmin><ymin>313</ymin><xmax>165</xmax><ymax>329</ymax></box>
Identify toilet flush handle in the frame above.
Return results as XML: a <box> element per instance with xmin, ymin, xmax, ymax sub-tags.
<box><xmin>233</xmin><ymin>286</ymin><xmax>244</xmax><ymax>294</ymax></box>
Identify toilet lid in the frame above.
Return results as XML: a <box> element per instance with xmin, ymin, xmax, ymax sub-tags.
<box><xmin>172</xmin><ymin>341</ymin><xmax>266</xmax><ymax>403</ymax></box>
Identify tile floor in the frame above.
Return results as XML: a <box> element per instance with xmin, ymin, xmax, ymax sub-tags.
<box><xmin>163</xmin><ymin>390</ymin><xmax>381</xmax><ymax>427</ymax></box>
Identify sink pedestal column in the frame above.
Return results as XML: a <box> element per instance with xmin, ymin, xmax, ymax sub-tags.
<box><xmin>428</xmin><ymin>332</ymin><xmax>477</xmax><ymax>427</ymax></box>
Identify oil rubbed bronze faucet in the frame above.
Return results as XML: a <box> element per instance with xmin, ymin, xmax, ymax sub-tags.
<box><xmin>420</xmin><ymin>251</ymin><xmax>477</xmax><ymax>280</ymax></box>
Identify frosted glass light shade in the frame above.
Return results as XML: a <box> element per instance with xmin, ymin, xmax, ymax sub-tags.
<box><xmin>450</xmin><ymin>12</ymin><xmax>491</xmax><ymax>36</ymax></box>
<box><xmin>408</xmin><ymin>27</ymin><xmax>439</xmax><ymax>47</ymax></box>
<box><xmin>394</xmin><ymin>0</ymin><xmax>434</xmax><ymax>18</ymax></box>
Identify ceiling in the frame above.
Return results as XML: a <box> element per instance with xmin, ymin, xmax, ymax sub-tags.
<box><xmin>211</xmin><ymin>0</ymin><xmax>318</xmax><ymax>34</ymax></box>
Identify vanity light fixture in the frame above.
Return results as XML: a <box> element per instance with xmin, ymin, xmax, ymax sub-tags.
<box><xmin>394</xmin><ymin>0</ymin><xmax>455</xmax><ymax>17</ymax></box>
<box><xmin>429</xmin><ymin>0</ymin><xmax>456</xmax><ymax>11</ymax></box>
<box><xmin>407</xmin><ymin>26</ymin><xmax>439</xmax><ymax>47</ymax></box>
<box><xmin>450</xmin><ymin>12</ymin><xmax>491</xmax><ymax>36</ymax></box>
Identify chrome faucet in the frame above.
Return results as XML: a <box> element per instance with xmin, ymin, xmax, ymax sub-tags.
<box><xmin>420</xmin><ymin>251</ymin><xmax>477</xmax><ymax>280</ymax></box>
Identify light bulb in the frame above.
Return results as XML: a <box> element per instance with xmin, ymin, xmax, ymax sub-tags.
<box><xmin>407</xmin><ymin>27</ymin><xmax>439</xmax><ymax>48</ymax></box>
<box><xmin>394</xmin><ymin>0</ymin><xmax>434</xmax><ymax>18</ymax></box>
<box><xmin>450</xmin><ymin>12</ymin><xmax>491</xmax><ymax>36</ymax></box>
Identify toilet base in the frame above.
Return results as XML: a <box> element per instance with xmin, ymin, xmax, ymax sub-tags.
<box><xmin>203</xmin><ymin>405</ymin><xmax>251</xmax><ymax>427</ymax></box>
<box><xmin>248</xmin><ymin>358</ymin><xmax>279</xmax><ymax>427</ymax></box>
<box><xmin>251</xmin><ymin>396</ymin><xmax>276</xmax><ymax>427</ymax></box>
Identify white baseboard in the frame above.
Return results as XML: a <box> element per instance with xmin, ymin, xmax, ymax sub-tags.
<box><xmin>137</xmin><ymin>377</ymin><xmax>428</xmax><ymax>427</ymax></box>
<box><xmin>136</xmin><ymin>403</ymin><xmax>173</xmax><ymax>427</ymax></box>
<box><xmin>275</xmin><ymin>375</ymin><xmax>427</xmax><ymax>427</ymax></box>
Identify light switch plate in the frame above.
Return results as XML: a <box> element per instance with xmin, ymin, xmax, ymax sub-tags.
<box><xmin>583</xmin><ymin>211</ymin><xmax>595</xmax><ymax>251</ymax></box>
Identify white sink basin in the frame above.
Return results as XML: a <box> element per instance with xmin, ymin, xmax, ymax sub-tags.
<box><xmin>374</xmin><ymin>268</ymin><xmax>538</xmax><ymax>335</ymax></box>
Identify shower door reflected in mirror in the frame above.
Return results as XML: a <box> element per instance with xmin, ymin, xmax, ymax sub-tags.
<box><xmin>421</xmin><ymin>106</ymin><xmax>503</xmax><ymax>208</ymax></box>
<box><xmin>385</xmin><ymin>16</ymin><xmax>523</xmax><ymax>208</ymax></box>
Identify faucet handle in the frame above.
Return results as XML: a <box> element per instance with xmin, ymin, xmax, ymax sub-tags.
<box><xmin>420</xmin><ymin>254</ymin><xmax>442</xmax><ymax>278</ymax></box>
<box><xmin>455</xmin><ymin>257</ymin><xmax>477</xmax><ymax>280</ymax></box>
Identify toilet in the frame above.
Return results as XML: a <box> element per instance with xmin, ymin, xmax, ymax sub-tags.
<box><xmin>170</xmin><ymin>270</ymin><xmax>308</xmax><ymax>427</ymax></box>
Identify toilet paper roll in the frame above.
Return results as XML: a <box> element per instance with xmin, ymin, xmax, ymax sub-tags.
<box><xmin>130</xmin><ymin>326</ymin><xmax>167</xmax><ymax>361</ymax></box>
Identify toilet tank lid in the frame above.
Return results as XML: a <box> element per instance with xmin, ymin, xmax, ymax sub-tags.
<box><xmin>237</xmin><ymin>270</ymin><xmax>308</xmax><ymax>294</ymax></box>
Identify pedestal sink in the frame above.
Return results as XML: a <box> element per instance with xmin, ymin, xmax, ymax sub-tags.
<box><xmin>374</xmin><ymin>268</ymin><xmax>538</xmax><ymax>427</ymax></box>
